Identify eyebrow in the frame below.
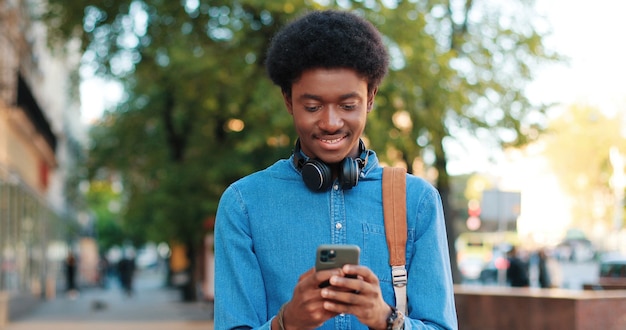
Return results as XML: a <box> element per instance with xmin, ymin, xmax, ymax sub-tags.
<box><xmin>298</xmin><ymin>92</ymin><xmax>361</xmax><ymax>102</ymax></box>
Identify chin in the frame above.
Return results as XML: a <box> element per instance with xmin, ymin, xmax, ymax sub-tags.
<box><xmin>318</xmin><ymin>154</ymin><xmax>348</xmax><ymax>165</ymax></box>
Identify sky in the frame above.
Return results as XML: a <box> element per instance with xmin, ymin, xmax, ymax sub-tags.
<box><xmin>527</xmin><ymin>0</ymin><xmax>626</xmax><ymax>116</ymax></box>
<box><xmin>446</xmin><ymin>0</ymin><xmax>626</xmax><ymax>175</ymax></box>
<box><xmin>80</xmin><ymin>74</ymin><xmax>123</xmax><ymax>124</ymax></box>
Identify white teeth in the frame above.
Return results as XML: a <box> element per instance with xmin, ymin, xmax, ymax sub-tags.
<box><xmin>321</xmin><ymin>138</ymin><xmax>343</xmax><ymax>144</ymax></box>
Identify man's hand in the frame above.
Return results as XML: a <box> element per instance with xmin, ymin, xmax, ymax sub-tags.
<box><xmin>275</xmin><ymin>267</ymin><xmax>342</xmax><ymax>329</ymax></box>
<box><xmin>319</xmin><ymin>264</ymin><xmax>391</xmax><ymax>330</ymax></box>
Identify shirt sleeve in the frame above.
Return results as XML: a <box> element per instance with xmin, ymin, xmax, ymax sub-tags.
<box><xmin>214</xmin><ymin>184</ymin><xmax>273</xmax><ymax>330</ymax></box>
<box><xmin>403</xmin><ymin>183</ymin><xmax>459</xmax><ymax>330</ymax></box>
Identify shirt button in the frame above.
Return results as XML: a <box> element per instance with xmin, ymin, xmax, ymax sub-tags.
<box><xmin>335</xmin><ymin>223</ymin><xmax>343</xmax><ymax>230</ymax></box>
<box><xmin>333</xmin><ymin>184</ymin><xmax>339</xmax><ymax>190</ymax></box>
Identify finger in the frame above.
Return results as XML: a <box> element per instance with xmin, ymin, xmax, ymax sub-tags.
<box><xmin>343</xmin><ymin>265</ymin><xmax>379</xmax><ymax>285</ymax></box>
<box><xmin>299</xmin><ymin>268</ymin><xmax>332</xmax><ymax>289</ymax></box>
<box><xmin>321</xmin><ymin>284</ymin><xmax>389</xmax><ymax>327</ymax></box>
<box><xmin>320</xmin><ymin>289</ymin><xmax>363</xmax><ymax>315</ymax></box>
<box><xmin>315</xmin><ymin>268</ymin><xmax>345</xmax><ymax>288</ymax></box>
<box><xmin>331</xmin><ymin>273</ymin><xmax>360</xmax><ymax>288</ymax></box>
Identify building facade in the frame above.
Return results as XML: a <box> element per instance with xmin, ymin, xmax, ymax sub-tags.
<box><xmin>0</xmin><ymin>0</ymin><xmax>86</xmax><ymax>312</ymax></box>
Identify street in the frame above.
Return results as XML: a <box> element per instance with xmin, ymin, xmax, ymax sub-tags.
<box><xmin>4</xmin><ymin>270</ymin><xmax>214</xmax><ymax>330</ymax></box>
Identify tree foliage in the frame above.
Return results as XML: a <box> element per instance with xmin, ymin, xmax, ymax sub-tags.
<box><xmin>85</xmin><ymin>180</ymin><xmax>128</xmax><ymax>251</ymax></box>
<box><xmin>543</xmin><ymin>105</ymin><xmax>626</xmax><ymax>234</ymax></box>
<box><xmin>42</xmin><ymin>0</ymin><xmax>558</xmax><ymax>285</ymax></box>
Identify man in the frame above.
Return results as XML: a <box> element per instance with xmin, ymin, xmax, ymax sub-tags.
<box><xmin>506</xmin><ymin>246</ymin><xmax>530</xmax><ymax>287</ymax></box>
<box><xmin>214</xmin><ymin>10</ymin><xmax>457</xmax><ymax>329</ymax></box>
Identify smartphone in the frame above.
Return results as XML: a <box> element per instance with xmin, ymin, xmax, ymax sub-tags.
<box><xmin>315</xmin><ymin>244</ymin><xmax>360</xmax><ymax>288</ymax></box>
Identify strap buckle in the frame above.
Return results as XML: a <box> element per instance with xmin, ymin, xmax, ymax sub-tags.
<box><xmin>391</xmin><ymin>265</ymin><xmax>407</xmax><ymax>288</ymax></box>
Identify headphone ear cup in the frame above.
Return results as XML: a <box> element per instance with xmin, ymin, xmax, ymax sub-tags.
<box><xmin>339</xmin><ymin>157</ymin><xmax>359</xmax><ymax>190</ymax></box>
<box><xmin>301</xmin><ymin>159</ymin><xmax>333</xmax><ymax>191</ymax></box>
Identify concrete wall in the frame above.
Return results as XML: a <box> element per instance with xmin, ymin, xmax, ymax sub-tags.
<box><xmin>455</xmin><ymin>285</ymin><xmax>626</xmax><ymax>330</ymax></box>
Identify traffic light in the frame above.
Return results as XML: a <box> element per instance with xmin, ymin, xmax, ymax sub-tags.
<box><xmin>466</xmin><ymin>199</ymin><xmax>481</xmax><ymax>230</ymax></box>
<box><xmin>468</xmin><ymin>199</ymin><xmax>481</xmax><ymax>217</ymax></box>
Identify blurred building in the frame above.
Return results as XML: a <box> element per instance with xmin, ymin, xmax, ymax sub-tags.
<box><xmin>0</xmin><ymin>0</ymin><xmax>86</xmax><ymax>320</ymax></box>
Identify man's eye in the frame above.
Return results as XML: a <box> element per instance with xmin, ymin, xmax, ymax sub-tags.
<box><xmin>341</xmin><ymin>104</ymin><xmax>357</xmax><ymax>110</ymax></box>
<box><xmin>304</xmin><ymin>105</ymin><xmax>321</xmax><ymax>112</ymax></box>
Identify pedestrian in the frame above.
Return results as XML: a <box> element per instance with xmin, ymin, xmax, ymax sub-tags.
<box><xmin>98</xmin><ymin>254</ymin><xmax>110</xmax><ymax>289</ymax></box>
<box><xmin>214</xmin><ymin>10</ymin><xmax>457</xmax><ymax>329</ymax></box>
<box><xmin>537</xmin><ymin>249</ymin><xmax>554</xmax><ymax>288</ymax></box>
<box><xmin>117</xmin><ymin>250</ymin><xmax>136</xmax><ymax>296</ymax></box>
<box><xmin>65</xmin><ymin>251</ymin><xmax>78</xmax><ymax>299</ymax></box>
<box><xmin>506</xmin><ymin>246</ymin><xmax>530</xmax><ymax>287</ymax></box>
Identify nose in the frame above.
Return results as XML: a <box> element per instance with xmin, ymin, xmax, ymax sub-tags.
<box><xmin>319</xmin><ymin>106</ymin><xmax>343</xmax><ymax>132</ymax></box>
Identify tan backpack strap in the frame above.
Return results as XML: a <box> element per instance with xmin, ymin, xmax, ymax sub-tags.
<box><xmin>382</xmin><ymin>167</ymin><xmax>408</xmax><ymax>314</ymax></box>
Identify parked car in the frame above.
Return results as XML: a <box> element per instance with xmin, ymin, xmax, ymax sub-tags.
<box><xmin>459</xmin><ymin>256</ymin><xmax>485</xmax><ymax>281</ymax></box>
<box><xmin>584</xmin><ymin>255</ymin><xmax>626</xmax><ymax>290</ymax></box>
<box><xmin>479</xmin><ymin>255</ymin><xmax>509</xmax><ymax>285</ymax></box>
<box><xmin>598</xmin><ymin>257</ymin><xmax>626</xmax><ymax>286</ymax></box>
<box><xmin>479</xmin><ymin>260</ymin><xmax>498</xmax><ymax>284</ymax></box>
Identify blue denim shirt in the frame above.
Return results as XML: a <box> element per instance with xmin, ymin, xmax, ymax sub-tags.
<box><xmin>214</xmin><ymin>151</ymin><xmax>458</xmax><ymax>329</ymax></box>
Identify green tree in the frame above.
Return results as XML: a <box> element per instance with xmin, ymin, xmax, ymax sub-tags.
<box><xmin>543</xmin><ymin>105</ymin><xmax>626</xmax><ymax>239</ymax></box>
<box><xmin>363</xmin><ymin>1</ymin><xmax>558</xmax><ymax>281</ymax></box>
<box><xmin>85</xmin><ymin>179</ymin><xmax>127</xmax><ymax>252</ymax></box>
<box><xmin>42</xmin><ymin>0</ymin><xmax>558</xmax><ymax>292</ymax></box>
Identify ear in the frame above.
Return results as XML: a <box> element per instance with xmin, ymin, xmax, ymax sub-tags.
<box><xmin>282</xmin><ymin>91</ymin><xmax>294</xmax><ymax>115</ymax></box>
<box><xmin>367</xmin><ymin>87</ymin><xmax>378</xmax><ymax>112</ymax></box>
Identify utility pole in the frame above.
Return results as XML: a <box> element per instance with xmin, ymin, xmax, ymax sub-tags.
<box><xmin>609</xmin><ymin>147</ymin><xmax>624</xmax><ymax>252</ymax></box>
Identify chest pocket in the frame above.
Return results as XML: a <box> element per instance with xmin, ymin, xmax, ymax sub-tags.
<box><xmin>361</xmin><ymin>223</ymin><xmax>415</xmax><ymax>285</ymax></box>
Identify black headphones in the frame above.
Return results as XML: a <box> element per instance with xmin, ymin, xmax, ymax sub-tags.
<box><xmin>293</xmin><ymin>139</ymin><xmax>369</xmax><ymax>191</ymax></box>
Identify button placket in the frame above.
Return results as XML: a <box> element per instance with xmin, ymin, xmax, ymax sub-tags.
<box><xmin>330</xmin><ymin>181</ymin><xmax>346</xmax><ymax>244</ymax></box>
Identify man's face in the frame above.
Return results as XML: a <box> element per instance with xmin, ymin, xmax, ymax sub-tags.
<box><xmin>283</xmin><ymin>68</ymin><xmax>375</xmax><ymax>164</ymax></box>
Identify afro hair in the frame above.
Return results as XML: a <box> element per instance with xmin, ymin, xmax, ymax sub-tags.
<box><xmin>265</xmin><ymin>10</ymin><xmax>389</xmax><ymax>96</ymax></box>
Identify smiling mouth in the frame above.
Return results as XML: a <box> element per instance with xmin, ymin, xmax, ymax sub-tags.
<box><xmin>321</xmin><ymin>138</ymin><xmax>342</xmax><ymax>144</ymax></box>
<box><xmin>319</xmin><ymin>135</ymin><xmax>347</xmax><ymax>145</ymax></box>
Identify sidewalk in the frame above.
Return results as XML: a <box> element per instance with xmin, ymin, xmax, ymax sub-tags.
<box><xmin>3</xmin><ymin>270</ymin><xmax>214</xmax><ymax>330</ymax></box>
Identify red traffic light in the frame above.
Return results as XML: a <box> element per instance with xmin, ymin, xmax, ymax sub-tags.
<box><xmin>468</xmin><ymin>199</ymin><xmax>481</xmax><ymax>217</ymax></box>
